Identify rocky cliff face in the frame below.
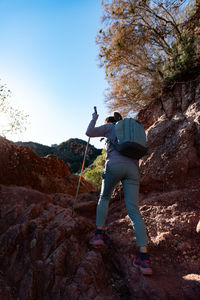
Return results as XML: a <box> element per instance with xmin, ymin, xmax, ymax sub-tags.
<box><xmin>0</xmin><ymin>75</ymin><xmax>200</xmax><ymax>299</ymax></box>
<box><xmin>16</xmin><ymin>138</ymin><xmax>102</xmax><ymax>174</ymax></box>
<box><xmin>137</xmin><ymin>75</ymin><xmax>200</xmax><ymax>193</ymax></box>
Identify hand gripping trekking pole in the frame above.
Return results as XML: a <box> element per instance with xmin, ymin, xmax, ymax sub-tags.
<box><xmin>71</xmin><ymin>107</ymin><xmax>97</xmax><ymax>217</ymax></box>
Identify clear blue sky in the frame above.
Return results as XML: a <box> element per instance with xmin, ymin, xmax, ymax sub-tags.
<box><xmin>0</xmin><ymin>0</ymin><xmax>109</xmax><ymax>149</ymax></box>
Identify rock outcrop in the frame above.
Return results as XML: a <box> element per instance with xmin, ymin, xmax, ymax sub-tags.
<box><xmin>0</xmin><ymin>184</ymin><xmax>199</xmax><ymax>299</ymax></box>
<box><xmin>0</xmin><ymin>137</ymin><xmax>94</xmax><ymax>195</ymax></box>
<box><xmin>137</xmin><ymin>75</ymin><xmax>200</xmax><ymax>192</ymax></box>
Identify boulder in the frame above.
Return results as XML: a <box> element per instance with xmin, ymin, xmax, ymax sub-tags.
<box><xmin>0</xmin><ymin>137</ymin><xmax>94</xmax><ymax>195</ymax></box>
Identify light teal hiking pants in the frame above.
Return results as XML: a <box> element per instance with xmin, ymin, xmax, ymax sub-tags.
<box><xmin>96</xmin><ymin>162</ymin><xmax>147</xmax><ymax>247</ymax></box>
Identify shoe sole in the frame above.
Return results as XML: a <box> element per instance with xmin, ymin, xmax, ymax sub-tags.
<box><xmin>133</xmin><ymin>262</ymin><xmax>152</xmax><ymax>275</ymax></box>
<box><xmin>89</xmin><ymin>241</ymin><xmax>105</xmax><ymax>246</ymax></box>
<box><xmin>140</xmin><ymin>268</ymin><xmax>152</xmax><ymax>275</ymax></box>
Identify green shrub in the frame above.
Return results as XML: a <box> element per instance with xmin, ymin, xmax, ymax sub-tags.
<box><xmin>162</xmin><ymin>32</ymin><xmax>197</xmax><ymax>81</ymax></box>
<box><xmin>83</xmin><ymin>149</ymin><xmax>106</xmax><ymax>190</ymax></box>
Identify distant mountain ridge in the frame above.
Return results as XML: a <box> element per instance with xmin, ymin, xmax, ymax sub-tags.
<box><xmin>16</xmin><ymin>138</ymin><xmax>102</xmax><ymax>174</ymax></box>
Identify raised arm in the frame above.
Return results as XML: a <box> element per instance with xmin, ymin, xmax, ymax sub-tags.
<box><xmin>86</xmin><ymin>113</ymin><xmax>111</xmax><ymax>138</ymax></box>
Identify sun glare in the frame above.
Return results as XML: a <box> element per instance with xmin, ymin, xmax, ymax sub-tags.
<box><xmin>183</xmin><ymin>274</ymin><xmax>200</xmax><ymax>282</ymax></box>
<box><xmin>0</xmin><ymin>113</ymin><xmax>10</xmax><ymax>132</ymax></box>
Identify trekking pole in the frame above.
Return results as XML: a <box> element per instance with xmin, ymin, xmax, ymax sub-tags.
<box><xmin>118</xmin><ymin>181</ymin><xmax>122</xmax><ymax>204</ymax></box>
<box><xmin>71</xmin><ymin>106</ymin><xmax>97</xmax><ymax>217</ymax></box>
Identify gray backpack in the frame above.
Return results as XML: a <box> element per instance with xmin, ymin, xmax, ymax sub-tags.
<box><xmin>113</xmin><ymin>118</ymin><xmax>148</xmax><ymax>159</ymax></box>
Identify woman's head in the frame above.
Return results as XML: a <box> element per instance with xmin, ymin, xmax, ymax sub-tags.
<box><xmin>105</xmin><ymin>112</ymin><xmax>122</xmax><ymax>124</ymax></box>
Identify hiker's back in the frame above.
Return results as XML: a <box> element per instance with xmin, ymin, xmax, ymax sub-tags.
<box><xmin>104</xmin><ymin>123</ymin><xmax>139</xmax><ymax>167</ymax></box>
<box><xmin>114</xmin><ymin>118</ymin><xmax>148</xmax><ymax>160</ymax></box>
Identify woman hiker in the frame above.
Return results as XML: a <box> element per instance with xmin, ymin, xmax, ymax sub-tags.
<box><xmin>85</xmin><ymin>110</ymin><xmax>152</xmax><ymax>275</ymax></box>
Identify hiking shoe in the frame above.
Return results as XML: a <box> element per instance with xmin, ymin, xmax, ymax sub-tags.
<box><xmin>89</xmin><ymin>233</ymin><xmax>104</xmax><ymax>246</ymax></box>
<box><xmin>133</xmin><ymin>255</ymin><xmax>152</xmax><ymax>275</ymax></box>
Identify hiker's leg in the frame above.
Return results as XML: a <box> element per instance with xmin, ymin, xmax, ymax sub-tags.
<box><xmin>122</xmin><ymin>163</ymin><xmax>148</xmax><ymax>247</ymax></box>
<box><xmin>140</xmin><ymin>246</ymin><xmax>148</xmax><ymax>253</ymax></box>
<box><xmin>96</xmin><ymin>164</ymin><xmax>121</xmax><ymax>227</ymax></box>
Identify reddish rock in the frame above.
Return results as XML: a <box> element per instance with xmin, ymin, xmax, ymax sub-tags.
<box><xmin>0</xmin><ymin>274</ymin><xmax>15</xmax><ymax>300</ymax></box>
<box><xmin>0</xmin><ymin>185</ymin><xmax>121</xmax><ymax>299</ymax></box>
<box><xmin>137</xmin><ymin>76</ymin><xmax>200</xmax><ymax>193</ymax></box>
<box><xmin>104</xmin><ymin>187</ymin><xmax>200</xmax><ymax>300</ymax></box>
<box><xmin>0</xmin><ymin>137</ymin><xmax>94</xmax><ymax>195</ymax></box>
<box><xmin>136</xmin><ymin>97</ymin><xmax>164</xmax><ymax>130</ymax></box>
<box><xmin>0</xmin><ymin>184</ymin><xmax>200</xmax><ymax>299</ymax></box>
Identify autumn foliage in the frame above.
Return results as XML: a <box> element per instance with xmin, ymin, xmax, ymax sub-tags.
<box><xmin>97</xmin><ymin>0</ymin><xmax>200</xmax><ymax>115</ymax></box>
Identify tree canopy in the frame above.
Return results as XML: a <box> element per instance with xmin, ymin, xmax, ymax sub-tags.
<box><xmin>97</xmin><ymin>0</ymin><xmax>199</xmax><ymax>115</ymax></box>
